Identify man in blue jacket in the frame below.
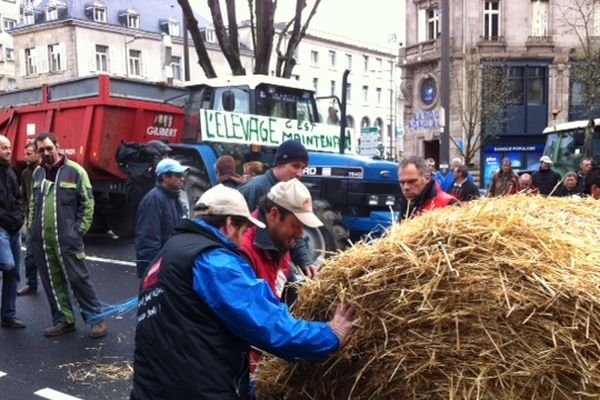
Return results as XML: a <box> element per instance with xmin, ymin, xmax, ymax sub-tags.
<box><xmin>134</xmin><ymin>158</ymin><xmax>189</xmax><ymax>278</ymax></box>
<box><xmin>131</xmin><ymin>185</ymin><xmax>355</xmax><ymax>399</ymax></box>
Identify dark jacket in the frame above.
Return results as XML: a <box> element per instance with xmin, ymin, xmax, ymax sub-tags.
<box><xmin>132</xmin><ymin>219</ymin><xmax>249</xmax><ymax>400</ymax></box>
<box><xmin>237</xmin><ymin>169</ymin><xmax>313</xmax><ymax>269</ymax></box>
<box><xmin>397</xmin><ymin>180</ymin><xmax>457</xmax><ymax>222</ymax></box>
<box><xmin>0</xmin><ymin>161</ymin><xmax>25</xmax><ymax>234</ymax></box>
<box><xmin>532</xmin><ymin>168</ymin><xmax>562</xmax><ymax>196</ymax></box>
<box><xmin>135</xmin><ymin>184</ymin><xmax>186</xmax><ymax>277</ymax></box>
<box><xmin>449</xmin><ymin>179</ymin><xmax>480</xmax><ymax>202</ymax></box>
<box><xmin>555</xmin><ymin>186</ymin><xmax>582</xmax><ymax>197</ymax></box>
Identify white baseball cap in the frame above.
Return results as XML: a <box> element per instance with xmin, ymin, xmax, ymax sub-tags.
<box><xmin>194</xmin><ymin>184</ymin><xmax>265</xmax><ymax>228</ymax></box>
<box><xmin>267</xmin><ymin>179</ymin><xmax>323</xmax><ymax>228</ymax></box>
<box><xmin>539</xmin><ymin>155</ymin><xmax>553</xmax><ymax>164</ymax></box>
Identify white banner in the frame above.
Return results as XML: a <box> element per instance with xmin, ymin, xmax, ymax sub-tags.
<box><xmin>200</xmin><ymin>109</ymin><xmax>354</xmax><ymax>154</ymax></box>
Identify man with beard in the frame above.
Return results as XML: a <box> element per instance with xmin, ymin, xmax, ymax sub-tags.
<box><xmin>29</xmin><ymin>133</ymin><xmax>106</xmax><ymax>338</ymax></box>
<box><xmin>397</xmin><ymin>155</ymin><xmax>457</xmax><ymax>222</ymax></box>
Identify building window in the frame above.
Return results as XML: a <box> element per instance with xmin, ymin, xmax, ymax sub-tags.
<box><xmin>169</xmin><ymin>18</ymin><xmax>180</xmax><ymax>36</ymax></box>
<box><xmin>312</xmin><ymin>77</ymin><xmax>318</xmax><ymax>94</ymax></box>
<box><xmin>128</xmin><ymin>49</ymin><xmax>142</xmax><ymax>77</ymax></box>
<box><xmin>527</xmin><ymin>67</ymin><xmax>545</xmax><ymax>104</ymax></box>
<box><xmin>128</xmin><ymin>11</ymin><xmax>140</xmax><ymax>29</ymax></box>
<box><xmin>427</xmin><ymin>9</ymin><xmax>440</xmax><ymax>40</ymax></box>
<box><xmin>7</xmin><ymin>78</ymin><xmax>16</xmax><ymax>91</ymax></box>
<box><xmin>25</xmin><ymin>48</ymin><xmax>37</xmax><ymax>76</ymax></box>
<box><xmin>346</xmin><ymin>83</ymin><xmax>352</xmax><ymax>102</ymax></box>
<box><xmin>376</xmin><ymin>87</ymin><xmax>382</xmax><ymax>104</ymax></box>
<box><xmin>507</xmin><ymin>67</ymin><xmax>524</xmax><ymax>104</ymax></box>
<box><xmin>346</xmin><ymin>54</ymin><xmax>352</xmax><ymax>70</ymax></box>
<box><xmin>93</xmin><ymin>1</ymin><xmax>107</xmax><ymax>22</ymax></box>
<box><xmin>363</xmin><ymin>56</ymin><xmax>369</xmax><ymax>73</ymax></box>
<box><xmin>3</xmin><ymin>18</ymin><xmax>17</xmax><ymax>30</ymax></box>
<box><xmin>330</xmin><ymin>80</ymin><xmax>336</xmax><ymax>96</ymax></box>
<box><xmin>5</xmin><ymin>48</ymin><xmax>14</xmax><ymax>61</ymax></box>
<box><xmin>46</xmin><ymin>5</ymin><xmax>58</xmax><ymax>20</ymax></box>
<box><xmin>202</xmin><ymin>28</ymin><xmax>216</xmax><ymax>43</ymax></box>
<box><xmin>311</xmin><ymin>50</ymin><xmax>319</xmax><ymax>66</ymax></box>
<box><xmin>376</xmin><ymin>58</ymin><xmax>383</xmax><ymax>72</ymax></box>
<box><xmin>362</xmin><ymin>85</ymin><xmax>369</xmax><ymax>102</ymax></box>
<box><xmin>95</xmin><ymin>45</ymin><xmax>108</xmax><ymax>72</ymax></box>
<box><xmin>329</xmin><ymin>50</ymin><xmax>336</xmax><ymax>67</ymax></box>
<box><xmin>484</xmin><ymin>1</ymin><xmax>500</xmax><ymax>40</ymax></box>
<box><xmin>530</xmin><ymin>0</ymin><xmax>549</xmax><ymax>37</ymax></box>
<box><xmin>48</xmin><ymin>44</ymin><xmax>63</xmax><ymax>72</ymax></box>
<box><xmin>23</xmin><ymin>10</ymin><xmax>34</xmax><ymax>25</ymax></box>
<box><xmin>171</xmin><ymin>56</ymin><xmax>182</xmax><ymax>81</ymax></box>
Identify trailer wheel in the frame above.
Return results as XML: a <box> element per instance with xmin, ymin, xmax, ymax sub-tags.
<box><xmin>304</xmin><ymin>200</ymin><xmax>349</xmax><ymax>262</ymax></box>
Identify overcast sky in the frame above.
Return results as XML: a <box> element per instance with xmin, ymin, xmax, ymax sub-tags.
<box><xmin>190</xmin><ymin>0</ymin><xmax>404</xmax><ymax>49</ymax></box>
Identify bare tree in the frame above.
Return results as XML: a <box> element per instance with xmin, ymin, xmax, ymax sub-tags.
<box><xmin>274</xmin><ymin>0</ymin><xmax>322</xmax><ymax>78</ymax></box>
<box><xmin>178</xmin><ymin>0</ymin><xmax>217</xmax><ymax>78</ymax></box>
<box><xmin>179</xmin><ymin>0</ymin><xmax>321</xmax><ymax>77</ymax></box>
<box><xmin>559</xmin><ymin>0</ymin><xmax>600</xmax><ymax>157</ymax></box>
<box><xmin>452</xmin><ymin>52</ymin><xmax>509</xmax><ymax>166</ymax></box>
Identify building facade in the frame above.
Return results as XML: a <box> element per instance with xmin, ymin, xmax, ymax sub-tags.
<box><xmin>400</xmin><ymin>0</ymin><xmax>596</xmax><ymax>187</ymax></box>
<box><xmin>0</xmin><ymin>0</ymin><xmax>21</xmax><ymax>91</ymax></box>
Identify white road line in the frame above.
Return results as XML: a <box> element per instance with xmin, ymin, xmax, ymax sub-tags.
<box><xmin>20</xmin><ymin>247</ymin><xmax>135</xmax><ymax>267</ymax></box>
<box><xmin>34</xmin><ymin>388</ymin><xmax>82</xmax><ymax>400</ymax></box>
<box><xmin>0</xmin><ymin>371</ymin><xmax>6</xmax><ymax>378</ymax></box>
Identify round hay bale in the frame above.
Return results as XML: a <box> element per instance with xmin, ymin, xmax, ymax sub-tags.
<box><xmin>255</xmin><ymin>195</ymin><xmax>600</xmax><ymax>399</ymax></box>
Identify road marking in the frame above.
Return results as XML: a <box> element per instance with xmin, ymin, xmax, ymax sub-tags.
<box><xmin>34</xmin><ymin>388</ymin><xmax>82</xmax><ymax>400</ymax></box>
<box><xmin>20</xmin><ymin>247</ymin><xmax>135</xmax><ymax>267</ymax></box>
<box><xmin>0</xmin><ymin>371</ymin><xmax>6</xmax><ymax>378</ymax></box>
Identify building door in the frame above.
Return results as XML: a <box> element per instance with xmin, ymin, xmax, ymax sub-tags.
<box><xmin>423</xmin><ymin>140</ymin><xmax>440</xmax><ymax>164</ymax></box>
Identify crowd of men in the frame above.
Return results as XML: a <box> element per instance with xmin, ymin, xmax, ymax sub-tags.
<box><xmin>2</xmin><ymin>133</ymin><xmax>600</xmax><ymax>399</ymax></box>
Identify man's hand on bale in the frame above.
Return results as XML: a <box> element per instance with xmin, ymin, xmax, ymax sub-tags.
<box><xmin>328</xmin><ymin>304</ymin><xmax>356</xmax><ymax>348</ymax></box>
<box><xmin>303</xmin><ymin>264</ymin><xmax>319</xmax><ymax>278</ymax></box>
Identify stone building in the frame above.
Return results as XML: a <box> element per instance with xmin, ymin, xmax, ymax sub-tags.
<box><xmin>0</xmin><ymin>0</ymin><xmax>21</xmax><ymax>91</ymax></box>
<box><xmin>400</xmin><ymin>0</ymin><xmax>597</xmax><ymax>186</ymax></box>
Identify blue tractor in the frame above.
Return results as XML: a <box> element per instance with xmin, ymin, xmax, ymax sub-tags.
<box><xmin>169</xmin><ymin>75</ymin><xmax>399</xmax><ymax>256</ymax></box>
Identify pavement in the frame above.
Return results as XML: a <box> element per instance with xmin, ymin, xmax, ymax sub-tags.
<box><xmin>0</xmin><ymin>234</ymin><xmax>139</xmax><ymax>400</ymax></box>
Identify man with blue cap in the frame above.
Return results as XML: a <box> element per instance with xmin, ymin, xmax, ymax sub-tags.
<box><xmin>135</xmin><ymin>158</ymin><xmax>189</xmax><ymax>278</ymax></box>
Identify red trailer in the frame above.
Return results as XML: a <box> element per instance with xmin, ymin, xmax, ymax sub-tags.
<box><xmin>0</xmin><ymin>74</ymin><xmax>186</xmax><ymax>236</ymax></box>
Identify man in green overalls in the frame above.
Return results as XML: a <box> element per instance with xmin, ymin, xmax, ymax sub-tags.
<box><xmin>29</xmin><ymin>133</ymin><xmax>106</xmax><ymax>338</ymax></box>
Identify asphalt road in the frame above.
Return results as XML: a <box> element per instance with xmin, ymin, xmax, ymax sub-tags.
<box><xmin>0</xmin><ymin>234</ymin><xmax>139</xmax><ymax>400</ymax></box>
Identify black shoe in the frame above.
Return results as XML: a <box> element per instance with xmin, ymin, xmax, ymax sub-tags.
<box><xmin>17</xmin><ymin>285</ymin><xmax>37</xmax><ymax>296</ymax></box>
<box><xmin>1</xmin><ymin>318</ymin><xmax>26</xmax><ymax>329</ymax></box>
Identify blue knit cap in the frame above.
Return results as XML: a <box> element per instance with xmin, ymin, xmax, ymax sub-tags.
<box><xmin>273</xmin><ymin>140</ymin><xmax>308</xmax><ymax>166</ymax></box>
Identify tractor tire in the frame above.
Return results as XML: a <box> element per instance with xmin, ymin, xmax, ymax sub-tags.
<box><xmin>304</xmin><ymin>200</ymin><xmax>349</xmax><ymax>261</ymax></box>
<box><xmin>182</xmin><ymin>166</ymin><xmax>211</xmax><ymax>212</ymax></box>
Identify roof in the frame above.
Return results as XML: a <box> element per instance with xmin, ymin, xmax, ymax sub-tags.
<box><xmin>543</xmin><ymin>119</ymin><xmax>600</xmax><ymax>134</ymax></box>
<box><xmin>183</xmin><ymin>74</ymin><xmax>315</xmax><ymax>92</ymax></box>
<box><xmin>27</xmin><ymin>0</ymin><xmax>210</xmax><ymax>33</ymax></box>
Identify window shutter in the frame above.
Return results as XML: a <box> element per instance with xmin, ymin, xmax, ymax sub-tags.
<box><xmin>141</xmin><ymin>51</ymin><xmax>148</xmax><ymax>78</ymax></box>
<box><xmin>57</xmin><ymin>42</ymin><xmax>66</xmax><ymax>71</ymax></box>
<box><xmin>418</xmin><ymin>9</ymin><xmax>427</xmax><ymax>42</ymax></box>
<box><xmin>19</xmin><ymin>49</ymin><xmax>26</xmax><ymax>76</ymax></box>
<box><xmin>37</xmin><ymin>46</ymin><xmax>48</xmax><ymax>74</ymax></box>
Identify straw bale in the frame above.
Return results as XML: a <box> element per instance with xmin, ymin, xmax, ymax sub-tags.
<box><xmin>256</xmin><ymin>195</ymin><xmax>600</xmax><ymax>399</ymax></box>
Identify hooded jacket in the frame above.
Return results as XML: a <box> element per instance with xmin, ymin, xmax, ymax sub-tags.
<box><xmin>0</xmin><ymin>160</ymin><xmax>24</xmax><ymax>234</ymax></box>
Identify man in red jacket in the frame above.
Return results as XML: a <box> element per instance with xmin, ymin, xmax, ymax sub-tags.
<box><xmin>240</xmin><ymin>178</ymin><xmax>323</xmax><ymax>300</ymax></box>
<box><xmin>397</xmin><ymin>155</ymin><xmax>457</xmax><ymax>222</ymax></box>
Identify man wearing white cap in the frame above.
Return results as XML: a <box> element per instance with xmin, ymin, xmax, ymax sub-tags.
<box><xmin>134</xmin><ymin>158</ymin><xmax>190</xmax><ymax>278</ymax></box>
<box><xmin>532</xmin><ymin>155</ymin><xmax>561</xmax><ymax>196</ymax></box>
<box><xmin>132</xmin><ymin>185</ymin><xmax>356</xmax><ymax>400</ymax></box>
<box><xmin>240</xmin><ymin>178</ymin><xmax>322</xmax><ymax>301</ymax></box>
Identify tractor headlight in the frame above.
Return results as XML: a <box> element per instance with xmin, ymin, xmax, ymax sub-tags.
<box><xmin>368</xmin><ymin>195</ymin><xmax>379</xmax><ymax>206</ymax></box>
<box><xmin>385</xmin><ymin>195</ymin><xmax>396</xmax><ymax>207</ymax></box>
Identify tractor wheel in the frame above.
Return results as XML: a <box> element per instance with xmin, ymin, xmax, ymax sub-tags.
<box><xmin>304</xmin><ymin>200</ymin><xmax>349</xmax><ymax>262</ymax></box>
<box><xmin>182</xmin><ymin>166</ymin><xmax>211</xmax><ymax>212</ymax></box>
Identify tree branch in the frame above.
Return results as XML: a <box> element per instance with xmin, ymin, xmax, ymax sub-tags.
<box><xmin>177</xmin><ymin>0</ymin><xmax>217</xmax><ymax>78</ymax></box>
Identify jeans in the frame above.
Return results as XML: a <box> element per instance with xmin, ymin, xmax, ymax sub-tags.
<box><xmin>0</xmin><ymin>227</ymin><xmax>21</xmax><ymax>320</ymax></box>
